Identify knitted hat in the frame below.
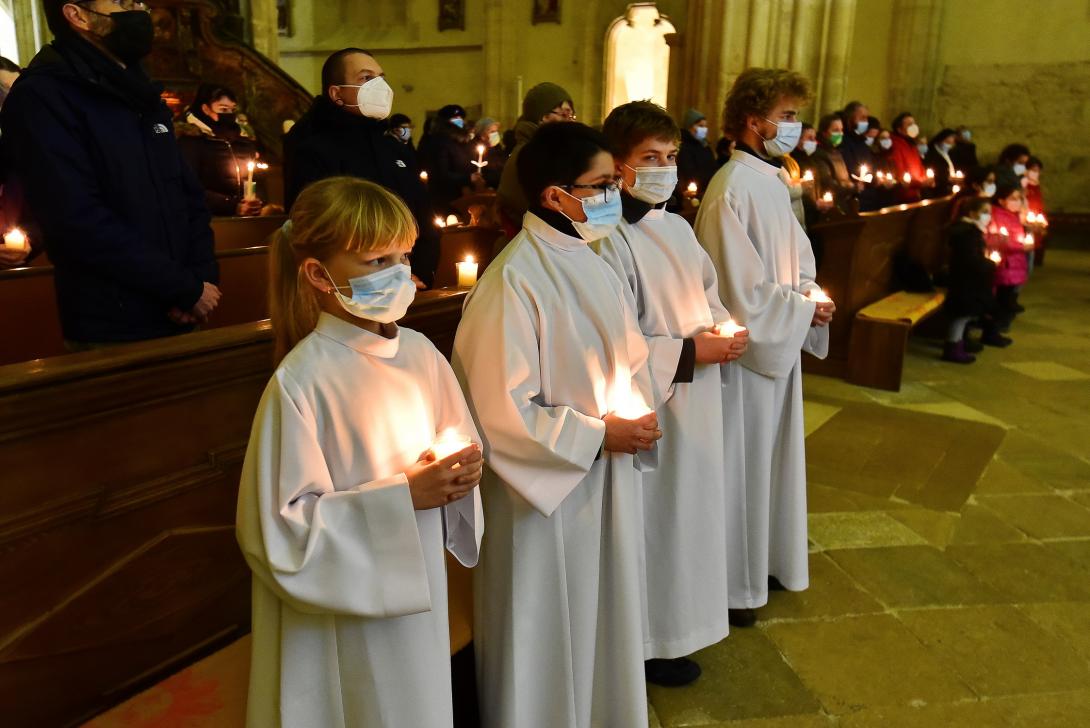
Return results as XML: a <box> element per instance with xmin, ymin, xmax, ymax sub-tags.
<box><xmin>522</xmin><ymin>82</ymin><xmax>574</xmax><ymax>123</ymax></box>
<box><xmin>437</xmin><ymin>104</ymin><xmax>467</xmax><ymax>121</ymax></box>
<box><xmin>474</xmin><ymin>117</ymin><xmax>497</xmax><ymax>137</ymax></box>
<box><xmin>682</xmin><ymin>108</ymin><xmax>706</xmax><ymax>129</ymax></box>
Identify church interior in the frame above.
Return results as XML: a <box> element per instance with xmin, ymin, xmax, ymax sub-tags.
<box><xmin>0</xmin><ymin>0</ymin><xmax>1088</xmax><ymax>726</ymax></box>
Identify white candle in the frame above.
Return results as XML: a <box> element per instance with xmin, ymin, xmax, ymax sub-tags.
<box><xmin>807</xmin><ymin>288</ymin><xmax>832</xmax><ymax>303</ymax></box>
<box><xmin>473</xmin><ymin>144</ymin><xmax>487</xmax><ymax>170</ymax></box>
<box><xmin>3</xmin><ymin>227</ymin><xmax>27</xmax><ymax>251</ymax></box>
<box><xmin>686</xmin><ymin>181</ymin><xmax>698</xmax><ymax>196</ymax></box>
<box><xmin>430</xmin><ymin>428</ymin><xmax>473</xmax><ymax>460</ymax></box>
<box><xmin>456</xmin><ymin>255</ymin><xmax>478</xmax><ymax>287</ymax></box>
<box><xmin>999</xmin><ymin>226</ymin><xmax>1009</xmax><ymax>237</ymax></box>
<box><xmin>714</xmin><ymin>319</ymin><xmax>747</xmax><ymax>338</ymax></box>
<box><xmin>988</xmin><ymin>250</ymin><xmax>1002</xmax><ymax>264</ymax></box>
<box><xmin>860</xmin><ymin>164</ymin><xmax>869</xmax><ymax>177</ymax></box>
<box><xmin>244</xmin><ymin>160</ymin><xmax>258</xmax><ymax>200</ymax></box>
<box><xmin>434</xmin><ymin>216</ymin><xmax>446</xmax><ymax>228</ymax></box>
<box><xmin>902</xmin><ymin>172</ymin><xmax>911</xmax><ymax>184</ymax></box>
<box><xmin>446</xmin><ymin>214</ymin><xmax>460</xmax><ymax>227</ymax></box>
<box><xmin>822</xmin><ymin>191</ymin><xmax>833</xmax><ymax>203</ymax></box>
<box><xmin>246</xmin><ymin>160</ymin><xmax>255</xmax><ymax>186</ymax></box>
<box><xmin>802</xmin><ymin>170</ymin><xmax>814</xmax><ymax>182</ymax></box>
<box><xmin>420</xmin><ymin>171</ymin><xmax>429</xmax><ymax>183</ymax></box>
<box><xmin>926</xmin><ymin>168</ymin><xmax>935</xmax><ymax>179</ymax></box>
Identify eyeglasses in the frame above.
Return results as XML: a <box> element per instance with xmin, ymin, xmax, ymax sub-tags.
<box><xmin>548</xmin><ymin>108</ymin><xmax>577</xmax><ymax>121</ymax></box>
<box><xmin>560</xmin><ymin>181</ymin><xmax>620</xmax><ymax>201</ymax></box>
<box><xmin>78</xmin><ymin>0</ymin><xmax>149</xmax><ymax>10</ymax></box>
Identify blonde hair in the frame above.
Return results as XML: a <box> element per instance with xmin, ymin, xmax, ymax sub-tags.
<box><xmin>269</xmin><ymin>176</ymin><xmax>418</xmax><ymax>362</ymax></box>
<box><xmin>722</xmin><ymin>67</ymin><xmax>812</xmax><ymax>137</ymax></box>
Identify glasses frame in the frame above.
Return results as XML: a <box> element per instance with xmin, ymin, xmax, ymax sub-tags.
<box><xmin>559</xmin><ymin>181</ymin><xmax>620</xmax><ymax>201</ymax></box>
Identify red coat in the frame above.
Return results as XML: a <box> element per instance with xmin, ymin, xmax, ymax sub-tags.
<box><xmin>1024</xmin><ymin>181</ymin><xmax>1045</xmax><ymax>216</ymax></box>
<box><xmin>889</xmin><ymin>134</ymin><xmax>926</xmax><ymax>203</ymax></box>
<box><xmin>986</xmin><ymin>205</ymin><xmax>1029</xmax><ymax>287</ymax></box>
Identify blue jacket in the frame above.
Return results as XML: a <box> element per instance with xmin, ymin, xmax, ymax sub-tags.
<box><xmin>0</xmin><ymin>38</ymin><xmax>217</xmax><ymax>344</ymax></box>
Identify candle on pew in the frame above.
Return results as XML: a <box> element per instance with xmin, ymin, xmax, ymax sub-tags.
<box><xmin>434</xmin><ymin>216</ymin><xmax>446</xmax><ymax>228</ymax></box>
<box><xmin>902</xmin><ymin>171</ymin><xmax>911</xmax><ymax>184</ymax></box>
<box><xmin>3</xmin><ymin>227</ymin><xmax>27</xmax><ymax>252</ymax></box>
<box><xmin>456</xmin><ymin>255</ymin><xmax>478</xmax><ymax>288</ymax></box>
<box><xmin>430</xmin><ymin>428</ymin><xmax>473</xmax><ymax>460</ymax></box>
<box><xmin>420</xmin><ymin>170</ymin><xmax>429</xmax><ymax>183</ymax></box>
<box><xmin>446</xmin><ymin>214</ymin><xmax>460</xmax><ymax>227</ymax></box>
<box><xmin>714</xmin><ymin>319</ymin><xmax>747</xmax><ymax>338</ymax></box>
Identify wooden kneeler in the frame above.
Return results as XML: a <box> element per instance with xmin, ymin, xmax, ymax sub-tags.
<box><xmin>847</xmin><ymin>290</ymin><xmax>946</xmax><ymax>391</ymax></box>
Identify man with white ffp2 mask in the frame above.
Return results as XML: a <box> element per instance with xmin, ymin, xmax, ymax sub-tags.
<box><xmin>284</xmin><ymin>47</ymin><xmax>441</xmax><ymax>288</ymax></box>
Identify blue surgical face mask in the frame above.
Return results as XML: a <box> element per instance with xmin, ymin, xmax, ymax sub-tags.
<box><xmin>694</xmin><ymin>125</ymin><xmax>708</xmax><ymax>141</ymax></box>
<box><xmin>396</xmin><ymin>126</ymin><xmax>412</xmax><ymax>142</ymax></box>
<box><xmin>325</xmin><ymin>262</ymin><xmax>416</xmax><ymax>323</ymax></box>
<box><xmin>855</xmin><ymin>120</ymin><xmax>869</xmax><ymax>135</ymax></box>
<box><xmin>451</xmin><ymin>117</ymin><xmax>465</xmax><ymax>129</ymax></box>
<box><xmin>557</xmin><ymin>187</ymin><xmax>623</xmax><ymax>241</ymax></box>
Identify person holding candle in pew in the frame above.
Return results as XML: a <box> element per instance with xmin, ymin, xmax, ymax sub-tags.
<box><xmin>419</xmin><ymin>104</ymin><xmax>483</xmax><ymax>216</ymax></box>
<box><xmin>176</xmin><ymin>83</ymin><xmax>263</xmax><ymax>217</ymax></box>
<box><xmin>951</xmin><ymin>126</ymin><xmax>980</xmax><ymax>175</ymax></box>
<box><xmin>810</xmin><ymin>113</ymin><xmax>857</xmax><ymax>214</ymax></box>
<box><xmin>454</xmin><ymin>121</ymin><xmax>661</xmax><ymax>728</ymax></box>
<box><xmin>838</xmin><ymin>101</ymin><xmax>882</xmax><ymax>211</ymax></box>
<box><xmin>237</xmin><ymin>177</ymin><xmax>483</xmax><ymax>728</ymax></box>
<box><xmin>987</xmin><ymin>184</ymin><xmax>1031</xmax><ymax>323</ymax></box>
<box><xmin>596</xmin><ymin>101</ymin><xmax>750</xmax><ymax>683</ymax></box>
<box><xmin>941</xmin><ymin>197</ymin><xmax>1010</xmax><ymax>363</ymax></box>
<box><xmin>676</xmin><ymin>108</ymin><xmax>717</xmax><ymax>204</ymax></box>
<box><xmin>949</xmin><ymin>165</ymin><xmax>997</xmax><ymax>221</ymax></box>
<box><xmin>695</xmin><ymin>68</ymin><xmax>832</xmax><ymax>626</ymax></box>
<box><xmin>923</xmin><ymin>128</ymin><xmax>959</xmax><ymax>199</ymax></box>
<box><xmin>888</xmin><ymin>112</ymin><xmax>934</xmax><ymax>203</ymax></box>
<box><xmin>471</xmin><ymin>117</ymin><xmax>507</xmax><ymax>190</ymax></box>
<box><xmin>0</xmin><ymin>0</ymin><xmax>222</xmax><ymax>346</ymax></box>
<box><xmin>283</xmin><ymin>48</ymin><xmax>439</xmax><ymax>289</ymax></box>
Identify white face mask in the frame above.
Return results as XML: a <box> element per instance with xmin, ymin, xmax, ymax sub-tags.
<box><xmin>801</xmin><ymin>139</ymin><xmax>817</xmax><ymax>155</ymax></box>
<box><xmin>340</xmin><ymin>76</ymin><xmax>394</xmax><ymax>120</ymax></box>
<box><xmin>864</xmin><ymin>136</ymin><xmax>875</xmax><ymax>146</ymax></box>
<box><xmin>395</xmin><ymin>126</ymin><xmax>412</xmax><ymax>142</ymax></box>
<box><xmin>488</xmin><ymin>130</ymin><xmax>501</xmax><ymax>147</ymax></box>
<box><xmin>981</xmin><ymin>182</ymin><xmax>997</xmax><ymax>198</ymax></box>
<box><xmin>624</xmin><ymin>164</ymin><xmax>678</xmax><ymax>205</ymax></box>
<box><xmin>557</xmin><ymin>188</ymin><xmax>623</xmax><ymax>241</ymax></box>
<box><xmin>693</xmin><ymin>125</ymin><xmax>708</xmax><ymax>141</ymax></box>
<box><xmin>326</xmin><ymin>263</ymin><xmax>416</xmax><ymax>323</ymax></box>
<box><xmin>879</xmin><ymin>138</ymin><xmax>893</xmax><ymax>150</ymax></box>
<box><xmin>917</xmin><ymin>143</ymin><xmax>929</xmax><ymax>157</ymax></box>
<box><xmin>906</xmin><ymin>123</ymin><xmax>920</xmax><ymax>139</ymax></box>
<box><xmin>1012</xmin><ymin>163</ymin><xmax>1027</xmax><ymax>176</ymax></box>
<box><xmin>976</xmin><ymin>211</ymin><xmax>992</xmax><ymax>231</ymax></box>
<box><xmin>961</xmin><ymin>130</ymin><xmax>972</xmax><ymax>141</ymax></box>
<box><xmin>760</xmin><ymin>118</ymin><xmax>803</xmax><ymax>157</ymax></box>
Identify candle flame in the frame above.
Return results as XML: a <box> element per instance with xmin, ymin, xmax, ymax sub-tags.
<box><xmin>256</xmin><ymin>162</ymin><xmax>269</xmax><ymax>170</ymax></box>
<box><xmin>926</xmin><ymin>168</ymin><xmax>935</xmax><ymax>179</ymax></box>
<box><xmin>247</xmin><ymin>161</ymin><xmax>255</xmax><ymax>172</ymax></box>
<box><xmin>999</xmin><ymin>226</ymin><xmax>1009</xmax><ymax>236</ymax></box>
<box><xmin>802</xmin><ymin>170</ymin><xmax>814</xmax><ymax>182</ymax></box>
<box><xmin>431</xmin><ymin>428</ymin><xmax>472</xmax><ymax>460</ymax></box>
<box><xmin>446</xmin><ymin>214</ymin><xmax>459</xmax><ymax>226</ymax></box>
<box><xmin>988</xmin><ymin>250</ymin><xmax>1002</xmax><ymax>264</ymax></box>
<box><xmin>822</xmin><ymin>191</ymin><xmax>833</xmax><ymax>202</ymax></box>
<box><xmin>434</xmin><ymin>216</ymin><xmax>446</xmax><ymax>228</ymax></box>
<box><xmin>715</xmin><ymin>319</ymin><xmax>747</xmax><ymax>337</ymax></box>
<box><xmin>687</xmin><ymin>181</ymin><xmax>698</xmax><ymax>193</ymax></box>
<box><xmin>807</xmin><ymin>288</ymin><xmax>832</xmax><ymax>303</ymax></box>
<box><xmin>420</xmin><ymin>171</ymin><xmax>429</xmax><ymax>181</ymax></box>
<box><xmin>903</xmin><ymin>172</ymin><xmax>911</xmax><ymax>184</ymax></box>
<box><xmin>860</xmin><ymin>164</ymin><xmax>869</xmax><ymax>176</ymax></box>
<box><xmin>464</xmin><ymin>254</ymin><xmax>475</xmax><ymax>264</ymax></box>
<box><xmin>476</xmin><ymin>144</ymin><xmax>485</xmax><ymax>155</ymax></box>
<box><xmin>4</xmin><ymin>227</ymin><xmax>27</xmax><ymax>246</ymax></box>
<box><xmin>952</xmin><ymin>185</ymin><xmax>961</xmax><ymax>193</ymax></box>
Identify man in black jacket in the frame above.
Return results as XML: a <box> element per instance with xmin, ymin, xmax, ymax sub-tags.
<box><xmin>284</xmin><ymin>48</ymin><xmax>440</xmax><ymax>287</ymax></box>
<box><xmin>0</xmin><ymin>0</ymin><xmax>220</xmax><ymax>347</ymax></box>
<box><xmin>838</xmin><ymin>101</ymin><xmax>881</xmax><ymax>211</ymax></box>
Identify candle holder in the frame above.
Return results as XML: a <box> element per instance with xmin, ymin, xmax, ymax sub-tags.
<box><xmin>3</xmin><ymin>227</ymin><xmax>28</xmax><ymax>252</ymax></box>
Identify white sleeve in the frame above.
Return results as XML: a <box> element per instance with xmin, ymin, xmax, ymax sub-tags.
<box><xmin>695</xmin><ymin>192</ymin><xmax>817</xmax><ymax>379</ymax></box>
<box><xmin>429</xmin><ymin>348</ymin><xmax>485</xmax><ymax>567</ymax></box>
<box><xmin>452</xmin><ymin>269</ymin><xmax>607</xmax><ymax>517</ymax></box>
<box><xmin>235</xmin><ymin>372</ymin><xmax>431</xmax><ymax>618</ymax></box>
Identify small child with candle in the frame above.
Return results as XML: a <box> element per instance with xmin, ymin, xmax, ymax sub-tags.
<box><xmin>596</xmin><ymin>102</ymin><xmax>750</xmax><ymax>686</ymax></box>
<box><xmin>987</xmin><ymin>184</ymin><xmax>1030</xmax><ymax>322</ymax></box>
<box><xmin>236</xmin><ymin>176</ymin><xmax>483</xmax><ymax>728</ymax></box>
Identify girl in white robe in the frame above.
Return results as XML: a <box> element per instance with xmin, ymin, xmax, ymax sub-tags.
<box><xmin>596</xmin><ymin>101</ymin><xmax>749</xmax><ymax>679</ymax></box>
<box><xmin>453</xmin><ymin>122</ymin><xmax>661</xmax><ymax>728</ymax></box>
<box><xmin>695</xmin><ymin>141</ymin><xmax>831</xmax><ymax>611</ymax></box>
<box><xmin>236</xmin><ymin>177</ymin><xmax>484</xmax><ymax>728</ymax></box>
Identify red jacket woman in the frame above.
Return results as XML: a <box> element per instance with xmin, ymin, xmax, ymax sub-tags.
<box><xmin>888</xmin><ymin>113</ymin><xmax>930</xmax><ymax>203</ymax></box>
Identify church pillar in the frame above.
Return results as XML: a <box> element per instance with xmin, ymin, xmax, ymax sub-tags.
<box><xmin>885</xmin><ymin>0</ymin><xmax>946</xmax><ymax>130</ymax></box>
<box><xmin>248</xmin><ymin>0</ymin><xmax>281</xmax><ymax>64</ymax></box>
<box><xmin>483</xmin><ymin>0</ymin><xmax>517</xmax><ymax>125</ymax></box>
<box><xmin>814</xmin><ymin>0</ymin><xmax>856</xmax><ymax>117</ymax></box>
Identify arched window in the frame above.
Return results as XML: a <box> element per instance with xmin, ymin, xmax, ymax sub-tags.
<box><xmin>0</xmin><ymin>0</ymin><xmax>18</xmax><ymax>63</ymax></box>
<box><xmin>603</xmin><ymin>3</ymin><xmax>675</xmax><ymax>115</ymax></box>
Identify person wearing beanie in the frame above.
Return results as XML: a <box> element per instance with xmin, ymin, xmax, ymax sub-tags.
<box><xmin>386</xmin><ymin>112</ymin><xmax>414</xmax><ymax>146</ymax></box>
<box><xmin>472</xmin><ymin>116</ymin><xmax>507</xmax><ymax>189</ymax></box>
<box><xmin>677</xmin><ymin>107</ymin><xmax>716</xmax><ymax>201</ymax></box>
<box><xmin>419</xmin><ymin>103</ymin><xmax>478</xmax><ymax>215</ymax></box>
<box><xmin>495</xmin><ymin>81</ymin><xmax>574</xmax><ymax>238</ymax></box>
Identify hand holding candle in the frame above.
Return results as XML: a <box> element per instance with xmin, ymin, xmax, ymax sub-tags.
<box><xmin>807</xmin><ymin>288</ymin><xmax>835</xmax><ymax>326</ymax></box>
<box><xmin>1022</xmin><ymin>232</ymin><xmax>1035</xmax><ymax>249</ymax></box>
<box><xmin>472</xmin><ymin>144</ymin><xmax>488</xmax><ymax>171</ymax></box>
<box><xmin>456</xmin><ymin>254</ymin><xmax>478</xmax><ymax>287</ymax></box>
<box><xmin>603</xmin><ymin>389</ymin><xmax>660</xmax><ymax>454</ymax></box>
<box><xmin>988</xmin><ymin>250</ymin><xmax>1003</xmax><ymax>264</ymax></box>
<box><xmin>405</xmin><ymin>429</ymin><xmax>482</xmax><ymax>509</ymax></box>
<box><xmin>430</xmin><ymin>428</ymin><xmax>474</xmax><ymax>460</ymax></box>
<box><xmin>3</xmin><ymin>227</ymin><xmax>28</xmax><ymax>252</ymax></box>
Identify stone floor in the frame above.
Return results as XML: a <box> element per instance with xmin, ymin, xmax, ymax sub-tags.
<box><xmin>88</xmin><ymin>244</ymin><xmax>1090</xmax><ymax>728</ymax></box>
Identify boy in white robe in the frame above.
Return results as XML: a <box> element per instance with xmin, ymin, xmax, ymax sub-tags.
<box><xmin>596</xmin><ymin>101</ymin><xmax>749</xmax><ymax>686</ymax></box>
<box><xmin>454</xmin><ymin>122</ymin><xmax>662</xmax><ymax>728</ymax></box>
<box><xmin>694</xmin><ymin>68</ymin><xmax>835</xmax><ymax>624</ymax></box>
<box><xmin>236</xmin><ymin>177</ymin><xmax>484</xmax><ymax>728</ymax></box>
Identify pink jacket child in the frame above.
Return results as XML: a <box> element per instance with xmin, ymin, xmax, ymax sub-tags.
<box><xmin>986</xmin><ymin>204</ymin><xmax>1028</xmax><ymax>288</ymax></box>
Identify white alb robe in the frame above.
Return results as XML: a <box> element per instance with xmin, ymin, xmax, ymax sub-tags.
<box><xmin>236</xmin><ymin>313</ymin><xmax>483</xmax><ymax>728</ymax></box>
<box><xmin>597</xmin><ymin>206</ymin><xmax>739</xmax><ymax>658</ymax></box>
<box><xmin>453</xmin><ymin>212</ymin><xmax>653</xmax><ymax>728</ymax></box>
<box><xmin>695</xmin><ymin>150</ymin><xmax>829</xmax><ymax>608</ymax></box>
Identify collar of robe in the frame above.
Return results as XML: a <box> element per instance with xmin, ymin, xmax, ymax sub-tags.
<box><xmin>523</xmin><ymin>208</ymin><xmax>587</xmax><ymax>251</ymax></box>
<box><xmin>733</xmin><ymin>143</ymin><xmax>784</xmax><ymax>175</ymax></box>
<box><xmin>621</xmin><ymin>192</ymin><xmax>667</xmax><ymax>224</ymax></box>
<box><xmin>314</xmin><ymin>312</ymin><xmax>400</xmax><ymax>358</ymax></box>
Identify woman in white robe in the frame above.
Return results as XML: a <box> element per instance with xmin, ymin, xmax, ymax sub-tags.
<box><xmin>453</xmin><ymin>122</ymin><xmax>660</xmax><ymax>728</ymax></box>
<box><xmin>694</xmin><ymin>70</ymin><xmax>832</xmax><ymax>615</ymax></box>
<box><xmin>236</xmin><ymin>177</ymin><xmax>483</xmax><ymax>728</ymax></box>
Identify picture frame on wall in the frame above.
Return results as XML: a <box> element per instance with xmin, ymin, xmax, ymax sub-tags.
<box><xmin>532</xmin><ymin>0</ymin><xmax>560</xmax><ymax>25</ymax></box>
<box><xmin>439</xmin><ymin>0</ymin><xmax>466</xmax><ymax>31</ymax></box>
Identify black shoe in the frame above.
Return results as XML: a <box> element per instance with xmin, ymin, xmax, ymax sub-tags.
<box><xmin>768</xmin><ymin>575</ymin><xmax>788</xmax><ymax>591</ymax></box>
<box><xmin>981</xmin><ymin>332</ymin><xmax>1013</xmax><ymax>348</ymax></box>
<box><xmin>728</xmin><ymin>608</ymin><xmax>758</xmax><ymax>627</ymax></box>
<box><xmin>963</xmin><ymin>337</ymin><xmax>983</xmax><ymax>353</ymax></box>
<box><xmin>645</xmin><ymin>657</ymin><xmax>701</xmax><ymax>687</ymax></box>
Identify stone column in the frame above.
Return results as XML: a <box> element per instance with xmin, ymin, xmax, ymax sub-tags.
<box><xmin>248</xmin><ymin>0</ymin><xmax>281</xmax><ymax>63</ymax></box>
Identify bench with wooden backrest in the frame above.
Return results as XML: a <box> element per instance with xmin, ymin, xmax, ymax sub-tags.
<box><xmin>0</xmin><ymin>290</ymin><xmax>470</xmax><ymax>728</ymax></box>
<box><xmin>805</xmin><ymin>197</ymin><xmax>953</xmax><ymax>391</ymax></box>
<box><xmin>433</xmin><ymin>224</ymin><xmax>502</xmax><ymax>289</ymax></box>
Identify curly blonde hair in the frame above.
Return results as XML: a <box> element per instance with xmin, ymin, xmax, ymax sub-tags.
<box><xmin>722</xmin><ymin>68</ymin><xmax>812</xmax><ymax>137</ymax></box>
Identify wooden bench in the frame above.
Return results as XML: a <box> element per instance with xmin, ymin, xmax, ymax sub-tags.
<box><xmin>433</xmin><ymin>225</ymin><xmax>502</xmax><ymax>289</ymax></box>
<box><xmin>847</xmin><ymin>289</ymin><xmax>947</xmax><ymax>391</ymax></box>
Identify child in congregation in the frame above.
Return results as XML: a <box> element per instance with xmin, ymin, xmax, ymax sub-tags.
<box><xmin>941</xmin><ymin>197</ymin><xmax>1010</xmax><ymax>363</ymax></box>
<box><xmin>595</xmin><ymin>101</ymin><xmax>749</xmax><ymax>687</ymax></box>
<box><xmin>987</xmin><ymin>184</ymin><xmax>1031</xmax><ymax>323</ymax></box>
<box><xmin>1022</xmin><ymin>156</ymin><xmax>1048</xmax><ymax>264</ymax></box>
<box><xmin>235</xmin><ymin>177</ymin><xmax>484</xmax><ymax>728</ymax></box>
<box><xmin>453</xmin><ymin>121</ymin><xmax>662</xmax><ymax>728</ymax></box>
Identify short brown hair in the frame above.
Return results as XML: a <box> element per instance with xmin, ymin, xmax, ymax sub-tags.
<box><xmin>722</xmin><ymin>68</ymin><xmax>812</xmax><ymax>137</ymax></box>
<box><xmin>601</xmin><ymin>101</ymin><xmax>680</xmax><ymax>159</ymax></box>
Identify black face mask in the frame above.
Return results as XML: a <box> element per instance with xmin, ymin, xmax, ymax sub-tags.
<box><xmin>86</xmin><ymin>9</ymin><xmax>154</xmax><ymax>64</ymax></box>
<box><xmin>212</xmin><ymin>112</ymin><xmax>242</xmax><ymax>139</ymax></box>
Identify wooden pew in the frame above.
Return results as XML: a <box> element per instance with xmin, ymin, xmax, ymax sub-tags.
<box><xmin>0</xmin><ymin>290</ymin><xmax>469</xmax><ymax>728</ymax></box>
<box><xmin>805</xmin><ymin>197</ymin><xmax>953</xmax><ymax>390</ymax></box>
<box><xmin>434</xmin><ymin>225</ymin><xmax>502</xmax><ymax>289</ymax></box>
<box><xmin>210</xmin><ymin>215</ymin><xmax>286</xmax><ymax>251</ymax></box>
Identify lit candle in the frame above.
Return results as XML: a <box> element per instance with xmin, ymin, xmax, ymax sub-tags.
<box><xmin>988</xmin><ymin>250</ymin><xmax>1002</xmax><ymax>264</ymax></box>
<box><xmin>807</xmin><ymin>288</ymin><xmax>832</xmax><ymax>303</ymax></box>
<box><xmin>430</xmin><ymin>428</ymin><xmax>473</xmax><ymax>460</ymax></box>
<box><xmin>822</xmin><ymin>191</ymin><xmax>833</xmax><ymax>203</ymax></box>
<box><xmin>954</xmin><ymin>169</ymin><xmax>964</xmax><ymax>179</ymax></box>
<box><xmin>1022</xmin><ymin>233</ymin><xmax>1035</xmax><ymax>248</ymax></box>
<box><xmin>610</xmin><ymin>391</ymin><xmax>652</xmax><ymax>420</ymax></box>
<box><xmin>1040</xmin><ymin>214</ymin><xmax>1048</xmax><ymax>227</ymax></box>
<box><xmin>926</xmin><ymin>168</ymin><xmax>935</xmax><ymax>179</ymax></box>
<box><xmin>420</xmin><ymin>171</ymin><xmax>429</xmax><ymax>183</ymax></box>
<box><xmin>472</xmin><ymin>144</ymin><xmax>487</xmax><ymax>171</ymax></box>
<box><xmin>3</xmin><ymin>227</ymin><xmax>27</xmax><ymax>252</ymax></box>
<box><xmin>952</xmin><ymin>184</ymin><xmax>961</xmax><ymax>194</ymax></box>
<box><xmin>244</xmin><ymin>160</ymin><xmax>257</xmax><ymax>200</ymax></box>
<box><xmin>902</xmin><ymin>172</ymin><xmax>911</xmax><ymax>184</ymax></box>
<box><xmin>999</xmin><ymin>226</ymin><xmax>1009</xmax><ymax>237</ymax></box>
<box><xmin>456</xmin><ymin>254</ymin><xmax>478</xmax><ymax>287</ymax></box>
<box><xmin>434</xmin><ymin>216</ymin><xmax>446</xmax><ymax>228</ymax></box>
<box><xmin>686</xmin><ymin>181</ymin><xmax>698</xmax><ymax>196</ymax></box>
<box><xmin>802</xmin><ymin>170</ymin><xmax>814</xmax><ymax>182</ymax></box>
<box><xmin>1026</xmin><ymin>212</ymin><xmax>1037</xmax><ymax>224</ymax></box>
<box><xmin>714</xmin><ymin>319</ymin><xmax>747</xmax><ymax>338</ymax></box>
<box><xmin>446</xmin><ymin>214</ymin><xmax>460</xmax><ymax>227</ymax></box>
<box><xmin>860</xmin><ymin>164</ymin><xmax>869</xmax><ymax>177</ymax></box>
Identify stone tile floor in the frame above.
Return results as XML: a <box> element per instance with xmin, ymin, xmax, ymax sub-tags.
<box><xmin>89</xmin><ymin>246</ymin><xmax>1090</xmax><ymax>727</ymax></box>
<box><xmin>649</xmin><ymin>246</ymin><xmax>1090</xmax><ymax>727</ymax></box>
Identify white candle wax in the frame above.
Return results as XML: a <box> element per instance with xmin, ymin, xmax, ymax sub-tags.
<box><xmin>430</xmin><ymin>429</ymin><xmax>473</xmax><ymax>460</ymax></box>
<box><xmin>807</xmin><ymin>288</ymin><xmax>832</xmax><ymax>303</ymax></box>
<box><xmin>902</xmin><ymin>172</ymin><xmax>911</xmax><ymax>184</ymax></box>
<box><xmin>3</xmin><ymin>228</ymin><xmax>28</xmax><ymax>251</ymax></box>
<box><xmin>456</xmin><ymin>256</ymin><xmax>478</xmax><ymax>287</ymax></box>
<box><xmin>446</xmin><ymin>214</ymin><xmax>460</xmax><ymax>227</ymax></box>
<box><xmin>714</xmin><ymin>319</ymin><xmax>747</xmax><ymax>338</ymax></box>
